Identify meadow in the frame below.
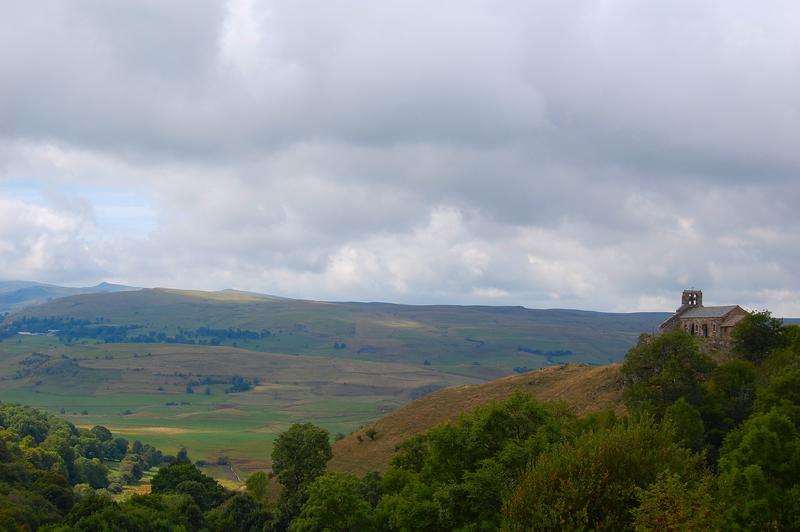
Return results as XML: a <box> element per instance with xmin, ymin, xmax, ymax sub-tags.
<box><xmin>0</xmin><ymin>334</ymin><xmax>479</xmax><ymax>476</ymax></box>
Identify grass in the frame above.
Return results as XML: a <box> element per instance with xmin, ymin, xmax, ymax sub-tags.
<box><xmin>327</xmin><ymin>363</ymin><xmax>626</xmax><ymax>476</ymax></box>
<box><xmin>0</xmin><ymin>336</ymin><xmax>479</xmax><ymax>476</ymax></box>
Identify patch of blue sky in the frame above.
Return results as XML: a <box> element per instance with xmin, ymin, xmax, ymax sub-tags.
<box><xmin>0</xmin><ymin>179</ymin><xmax>157</xmax><ymax>236</ymax></box>
<box><xmin>0</xmin><ymin>179</ymin><xmax>41</xmax><ymax>203</ymax></box>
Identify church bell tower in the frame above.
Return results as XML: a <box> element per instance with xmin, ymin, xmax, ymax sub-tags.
<box><xmin>681</xmin><ymin>289</ymin><xmax>703</xmax><ymax>308</ymax></box>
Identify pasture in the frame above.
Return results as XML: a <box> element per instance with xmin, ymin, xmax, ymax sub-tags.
<box><xmin>0</xmin><ymin>334</ymin><xmax>479</xmax><ymax>475</ymax></box>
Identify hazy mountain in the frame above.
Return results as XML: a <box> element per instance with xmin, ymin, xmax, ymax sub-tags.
<box><xmin>0</xmin><ymin>280</ymin><xmax>139</xmax><ymax>314</ymax></box>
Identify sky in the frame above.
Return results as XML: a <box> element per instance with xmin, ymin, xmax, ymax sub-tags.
<box><xmin>1</xmin><ymin>1</ymin><xmax>799</xmax><ymax>315</ymax></box>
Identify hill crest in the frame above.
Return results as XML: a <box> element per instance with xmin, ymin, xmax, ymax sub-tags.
<box><xmin>328</xmin><ymin>363</ymin><xmax>625</xmax><ymax>476</ymax></box>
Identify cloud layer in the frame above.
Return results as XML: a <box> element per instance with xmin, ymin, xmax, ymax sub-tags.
<box><xmin>1</xmin><ymin>0</ymin><xmax>799</xmax><ymax>314</ymax></box>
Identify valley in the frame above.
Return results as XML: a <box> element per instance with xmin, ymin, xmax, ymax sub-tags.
<box><xmin>0</xmin><ymin>286</ymin><xmax>668</xmax><ymax>479</ymax></box>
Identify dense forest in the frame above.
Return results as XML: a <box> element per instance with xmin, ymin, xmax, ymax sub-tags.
<box><xmin>2</xmin><ymin>310</ymin><xmax>799</xmax><ymax>530</ymax></box>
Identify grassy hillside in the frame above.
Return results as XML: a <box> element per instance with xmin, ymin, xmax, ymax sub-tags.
<box><xmin>327</xmin><ymin>363</ymin><xmax>625</xmax><ymax>476</ymax></box>
<box><xmin>0</xmin><ymin>280</ymin><xmax>137</xmax><ymax>313</ymax></box>
<box><xmin>6</xmin><ymin>287</ymin><xmax>668</xmax><ymax>369</ymax></box>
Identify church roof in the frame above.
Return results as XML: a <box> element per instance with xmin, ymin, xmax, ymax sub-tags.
<box><xmin>681</xmin><ymin>305</ymin><xmax>739</xmax><ymax>319</ymax></box>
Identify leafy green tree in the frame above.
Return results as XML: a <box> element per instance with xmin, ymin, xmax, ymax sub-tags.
<box><xmin>622</xmin><ymin>330</ymin><xmax>715</xmax><ymax>418</ymax></box>
<box><xmin>60</xmin><ymin>493</ymin><xmax>176</xmax><ymax>531</ymax></box>
<box><xmin>206</xmin><ymin>493</ymin><xmax>272</xmax><ymax>532</ymax></box>
<box><xmin>102</xmin><ymin>436</ymin><xmax>128</xmax><ymax>460</ymax></box>
<box><xmin>74</xmin><ymin>457</ymin><xmax>109</xmax><ymax>489</ymax></box>
<box><xmin>631</xmin><ymin>473</ymin><xmax>720</xmax><ymax>531</ymax></box>
<box><xmin>360</xmin><ymin>471</ymin><xmax>383</xmax><ymax>508</ymax></box>
<box><xmin>503</xmin><ymin>417</ymin><xmax>700</xmax><ymax>531</ymax></box>
<box><xmin>41</xmin><ymin>433</ymin><xmax>79</xmax><ymax>483</ymax></box>
<box><xmin>272</xmin><ymin>423</ymin><xmax>332</xmax><ymax>524</ymax></box>
<box><xmin>245</xmin><ymin>470</ymin><xmax>269</xmax><ymax>502</ymax></box>
<box><xmin>176</xmin><ymin>446</ymin><xmax>190</xmax><ymax>463</ymax></box>
<box><xmin>33</xmin><ymin>470</ymin><xmax>75</xmax><ymax>515</ymax></box>
<box><xmin>701</xmin><ymin>359</ymin><xmax>757</xmax><ymax>450</ymax></box>
<box><xmin>374</xmin><ymin>470</ymin><xmax>440</xmax><ymax>532</ymax></box>
<box><xmin>119</xmin><ymin>453</ymin><xmax>144</xmax><ymax>482</ymax></box>
<box><xmin>90</xmin><ymin>425</ymin><xmax>113</xmax><ymax>442</ymax></box>
<box><xmin>717</xmin><ymin>408</ymin><xmax>800</xmax><ymax>529</ymax></box>
<box><xmin>663</xmin><ymin>398</ymin><xmax>705</xmax><ymax>452</ymax></box>
<box><xmin>754</xmin><ymin>367</ymin><xmax>800</xmax><ymax>422</ymax></box>
<box><xmin>290</xmin><ymin>473</ymin><xmax>374</xmax><ymax>532</ymax></box>
<box><xmin>0</xmin><ymin>485</ymin><xmax>63</xmax><ymax>530</ymax></box>
<box><xmin>731</xmin><ymin>310</ymin><xmax>786</xmax><ymax>363</ymax></box>
<box><xmin>150</xmin><ymin>461</ymin><xmax>224</xmax><ymax>511</ymax></box>
<box><xmin>140</xmin><ymin>443</ymin><xmax>163</xmax><ymax>468</ymax></box>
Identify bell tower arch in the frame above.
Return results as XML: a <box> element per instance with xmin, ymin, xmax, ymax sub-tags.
<box><xmin>681</xmin><ymin>289</ymin><xmax>703</xmax><ymax>308</ymax></box>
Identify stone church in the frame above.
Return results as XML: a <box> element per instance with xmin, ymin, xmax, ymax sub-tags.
<box><xmin>657</xmin><ymin>289</ymin><xmax>749</xmax><ymax>339</ymax></box>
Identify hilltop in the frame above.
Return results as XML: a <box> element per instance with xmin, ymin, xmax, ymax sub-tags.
<box><xmin>4</xmin><ymin>287</ymin><xmax>669</xmax><ymax>370</ymax></box>
<box><xmin>328</xmin><ymin>363</ymin><xmax>625</xmax><ymax>476</ymax></box>
<box><xmin>0</xmin><ymin>280</ymin><xmax>138</xmax><ymax>313</ymax></box>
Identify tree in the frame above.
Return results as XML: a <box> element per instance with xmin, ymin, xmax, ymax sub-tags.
<box><xmin>622</xmin><ymin>330</ymin><xmax>715</xmax><ymax>418</ymax></box>
<box><xmin>664</xmin><ymin>398</ymin><xmax>705</xmax><ymax>452</ymax></box>
<box><xmin>150</xmin><ymin>462</ymin><xmax>224</xmax><ymax>511</ymax></box>
<box><xmin>176</xmin><ymin>446</ymin><xmax>189</xmax><ymax>463</ymax></box>
<box><xmin>703</xmin><ymin>360</ymin><xmax>757</xmax><ymax>448</ymax></box>
<box><xmin>360</xmin><ymin>471</ymin><xmax>383</xmax><ymax>508</ymax></box>
<box><xmin>271</xmin><ymin>423</ymin><xmax>332</xmax><ymax>523</ymax></box>
<box><xmin>272</xmin><ymin>424</ymin><xmax>332</xmax><ymax>494</ymax></box>
<box><xmin>631</xmin><ymin>473</ymin><xmax>720</xmax><ymax>531</ymax></box>
<box><xmin>754</xmin><ymin>367</ymin><xmax>800</xmax><ymax>422</ymax></box>
<box><xmin>245</xmin><ymin>471</ymin><xmax>269</xmax><ymax>502</ymax></box>
<box><xmin>716</xmin><ymin>409</ymin><xmax>800</xmax><ymax>529</ymax></box>
<box><xmin>290</xmin><ymin>473</ymin><xmax>374</xmax><ymax>532</ymax></box>
<box><xmin>75</xmin><ymin>457</ymin><xmax>109</xmax><ymax>489</ymax></box>
<box><xmin>119</xmin><ymin>454</ymin><xmax>144</xmax><ymax>482</ymax></box>
<box><xmin>206</xmin><ymin>493</ymin><xmax>272</xmax><ymax>532</ymax></box>
<box><xmin>102</xmin><ymin>436</ymin><xmax>128</xmax><ymax>460</ymax></box>
<box><xmin>731</xmin><ymin>310</ymin><xmax>786</xmax><ymax>363</ymax></box>
<box><xmin>90</xmin><ymin>425</ymin><xmax>113</xmax><ymax>442</ymax></box>
<box><xmin>503</xmin><ymin>417</ymin><xmax>700</xmax><ymax>531</ymax></box>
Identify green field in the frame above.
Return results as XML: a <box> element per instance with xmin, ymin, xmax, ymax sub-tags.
<box><xmin>0</xmin><ymin>335</ymin><xmax>479</xmax><ymax>474</ymax></box>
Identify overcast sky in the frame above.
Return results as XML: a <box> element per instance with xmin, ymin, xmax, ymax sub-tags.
<box><xmin>1</xmin><ymin>1</ymin><xmax>799</xmax><ymax>314</ymax></box>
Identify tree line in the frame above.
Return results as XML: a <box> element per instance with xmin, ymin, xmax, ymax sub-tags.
<box><xmin>0</xmin><ymin>316</ymin><xmax>272</xmax><ymax>346</ymax></box>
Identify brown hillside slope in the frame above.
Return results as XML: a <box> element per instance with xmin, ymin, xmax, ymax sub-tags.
<box><xmin>328</xmin><ymin>363</ymin><xmax>625</xmax><ymax>476</ymax></box>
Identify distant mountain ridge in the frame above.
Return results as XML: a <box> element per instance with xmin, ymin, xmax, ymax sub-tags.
<box><xmin>0</xmin><ymin>280</ymin><xmax>138</xmax><ymax>313</ymax></box>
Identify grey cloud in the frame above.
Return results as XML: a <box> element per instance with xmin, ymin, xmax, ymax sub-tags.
<box><xmin>0</xmin><ymin>1</ymin><xmax>799</xmax><ymax>314</ymax></box>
